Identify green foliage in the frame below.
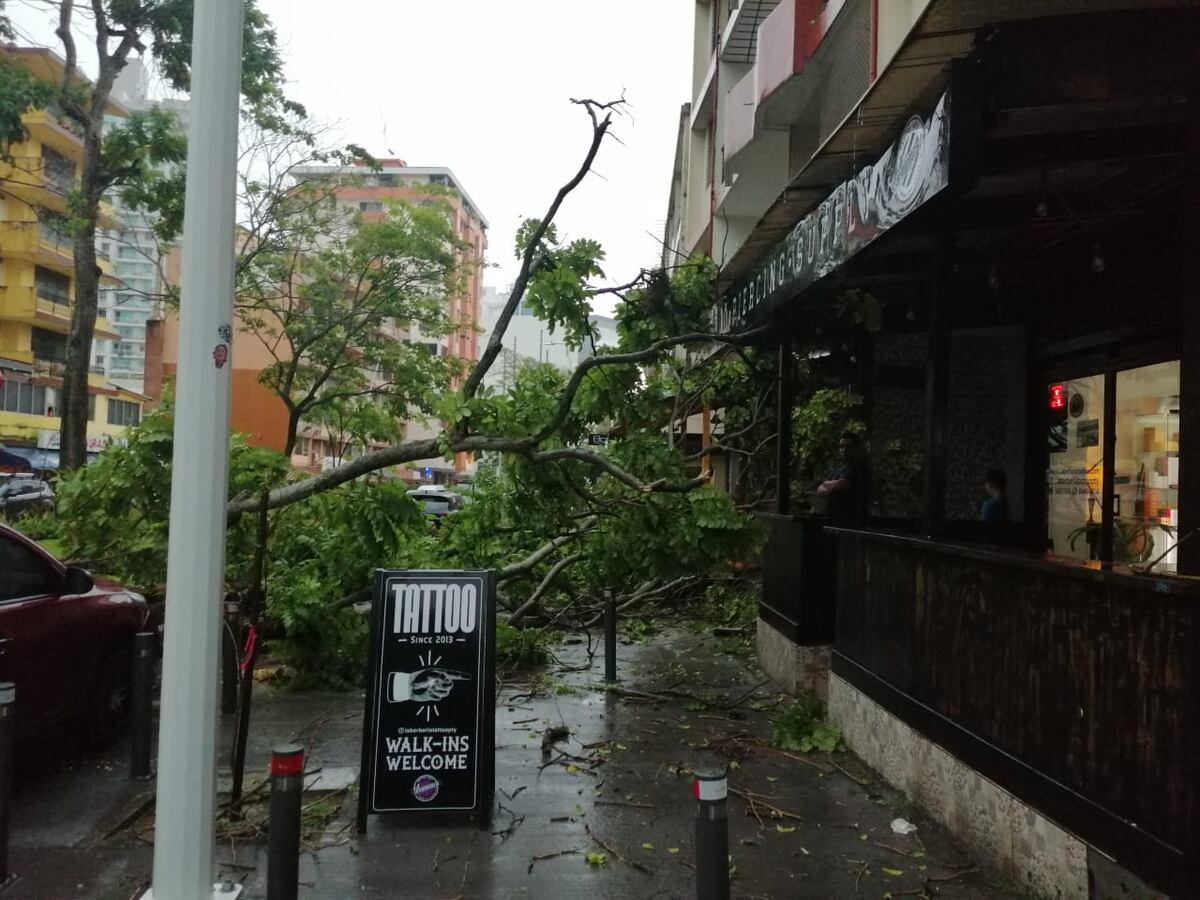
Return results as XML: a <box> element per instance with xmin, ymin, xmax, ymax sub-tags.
<box><xmin>240</xmin><ymin>185</ymin><xmax>464</xmax><ymax>452</ymax></box>
<box><xmin>616</xmin><ymin>256</ymin><xmax>716</xmax><ymax>350</ymax></box>
<box><xmin>771</xmin><ymin>699</ymin><xmax>845</xmax><ymax>753</ymax></box>
<box><xmin>36</xmin><ymin>397</ymin><xmax>288</xmax><ymax>593</ymax></box>
<box><xmin>700</xmin><ymin>583</ymin><xmax>757</xmax><ymax>630</ymax></box>
<box><xmin>495</xmin><ymin>621</ymin><xmax>554</xmax><ymax>669</ymax></box>
<box><xmin>622</xmin><ymin>617</ymin><xmax>658</xmax><ymax>643</ymax></box>
<box><xmin>0</xmin><ymin>54</ymin><xmax>55</xmax><ymax>156</ymax></box>
<box><xmin>101</xmin><ymin>107</ymin><xmax>188</xmax><ymax>240</ymax></box>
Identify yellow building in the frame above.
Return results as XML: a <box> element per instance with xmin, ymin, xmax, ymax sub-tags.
<box><xmin>0</xmin><ymin>47</ymin><xmax>145</xmax><ymax>465</ymax></box>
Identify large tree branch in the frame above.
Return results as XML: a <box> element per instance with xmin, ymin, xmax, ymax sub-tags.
<box><xmin>461</xmin><ymin>100</ymin><xmax>618</xmax><ymax>402</ymax></box>
<box><xmin>528</xmin><ymin>447</ymin><xmax>711</xmax><ymax>494</ymax></box>
<box><xmin>506</xmin><ymin>553</ymin><xmax>583</xmax><ymax>624</ymax></box>
<box><xmin>497</xmin><ymin>516</ymin><xmax>599</xmax><ymax>582</ymax></box>
<box><xmin>531</xmin><ymin>326</ymin><xmax>768</xmax><ymax>445</ymax></box>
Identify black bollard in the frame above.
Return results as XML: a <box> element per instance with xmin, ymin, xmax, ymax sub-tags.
<box><xmin>0</xmin><ymin>683</ymin><xmax>14</xmax><ymax>887</ymax></box>
<box><xmin>604</xmin><ymin>592</ymin><xmax>617</xmax><ymax>683</ymax></box>
<box><xmin>267</xmin><ymin>744</ymin><xmax>305</xmax><ymax>900</ymax></box>
<box><xmin>130</xmin><ymin>632</ymin><xmax>156</xmax><ymax>780</ymax></box>
<box><xmin>693</xmin><ymin>763</ymin><xmax>730</xmax><ymax>900</ymax></box>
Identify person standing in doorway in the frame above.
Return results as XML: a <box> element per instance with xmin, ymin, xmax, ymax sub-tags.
<box><xmin>817</xmin><ymin>432</ymin><xmax>871</xmax><ymax>524</ymax></box>
<box><xmin>981</xmin><ymin>468</ymin><xmax>1010</xmax><ymax>523</ymax></box>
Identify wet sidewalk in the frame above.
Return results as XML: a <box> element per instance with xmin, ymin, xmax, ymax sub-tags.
<box><xmin>8</xmin><ymin>627</ymin><xmax>1020</xmax><ymax>899</ymax></box>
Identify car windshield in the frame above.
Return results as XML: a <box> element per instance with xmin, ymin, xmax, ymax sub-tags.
<box><xmin>421</xmin><ymin>499</ymin><xmax>451</xmax><ymax>514</ymax></box>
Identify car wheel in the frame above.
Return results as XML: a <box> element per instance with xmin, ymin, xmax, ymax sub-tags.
<box><xmin>84</xmin><ymin>648</ymin><xmax>133</xmax><ymax>748</ymax></box>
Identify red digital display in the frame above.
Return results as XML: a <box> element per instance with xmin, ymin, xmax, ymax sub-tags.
<box><xmin>1049</xmin><ymin>383</ymin><xmax>1066</xmax><ymax>410</ymax></box>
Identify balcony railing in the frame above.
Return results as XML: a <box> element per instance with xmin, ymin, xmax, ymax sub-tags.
<box><xmin>35</xmin><ymin>287</ymin><xmax>71</xmax><ymax>308</ymax></box>
<box><xmin>33</xmin><ymin>357</ymin><xmax>67</xmax><ymax>378</ymax></box>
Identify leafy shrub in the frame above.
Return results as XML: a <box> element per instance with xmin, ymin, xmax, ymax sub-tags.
<box><xmin>771</xmin><ymin>698</ymin><xmax>844</xmax><ymax>753</ymax></box>
<box><xmin>701</xmin><ymin>583</ymin><xmax>757</xmax><ymax>629</ymax></box>
<box><xmin>496</xmin><ymin>620</ymin><xmax>553</xmax><ymax>668</ymax></box>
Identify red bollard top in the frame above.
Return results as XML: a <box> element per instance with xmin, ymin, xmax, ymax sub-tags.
<box><xmin>271</xmin><ymin>744</ymin><xmax>305</xmax><ymax>777</ymax></box>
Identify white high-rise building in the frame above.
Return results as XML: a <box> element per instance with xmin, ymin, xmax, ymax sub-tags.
<box><xmin>95</xmin><ymin>60</ymin><xmax>188</xmax><ymax>393</ymax></box>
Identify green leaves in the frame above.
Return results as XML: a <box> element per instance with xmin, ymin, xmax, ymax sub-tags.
<box><xmin>0</xmin><ymin>54</ymin><xmax>55</xmax><ymax>158</ymax></box>
<box><xmin>771</xmin><ymin>699</ymin><xmax>846</xmax><ymax>754</ymax></box>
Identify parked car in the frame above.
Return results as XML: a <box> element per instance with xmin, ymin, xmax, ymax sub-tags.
<box><xmin>0</xmin><ymin>524</ymin><xmax>150</xmax><ymax>747</ymax></box>
<box><xmin>0</xmin><ymin>476</ymin><xmax>54</xmax><ymax>520</ymax></box>
<box><xmin>407</xmin><ymin>485</ymin><xmax>464</xmax><ymax>521</ymax></box>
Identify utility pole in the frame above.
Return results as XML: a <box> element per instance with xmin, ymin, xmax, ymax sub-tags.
<box><xmin>146</xmin><ymin>0</ymin><xmax>244</xmax><ymax>897</ymax></box>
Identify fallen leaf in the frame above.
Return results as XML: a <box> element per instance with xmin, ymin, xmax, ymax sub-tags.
<box><xmin>766</xmin><ymin>776</ymin><xmax>779</xmax><ymax>783</ymax></box>
<box><xmin>616</xmin><ymin>743</ymin><xmax>628</xmax><ymax>751</ymax></box>
<box><xmin>859</xmin><ymin>834</ymin><xmax>868</xmax><ymax>841</ymax></box>
<box><xmin>775</xmin><ymin>825</ymin><xmax>796</xmax><ymax>834</ymax></box>
<box><xmin>566</xmin><ymin>764</ymin><xmax>579</xmax><ymax>774</ymax></box>
<box><xmin>585</xmin><ymin>851</ymin><xmax>607</xmax><ymax>867</ymax></box>
<box><xmin>800</xmin><ymin>847</ymin><xmax>810</xmax><ymax>855</ymax></box>
<box><xmin>729</xmin><ymin>760</ymin><xmax>741</xmax><ymax>770</ymax></box>
<box><xmin>668</xmin><ymin>848</ymin><xmax>680</xmax><ymax>854</ymax></box>
<box><xmin>882</xmin><ymin>867</ymin><xmax>904</xmax><ymax>877</ymax></box>
<box><xmin>642</xmin><ymin>843</ymin><xmax>654</xmax><ymax>851</ymax></box>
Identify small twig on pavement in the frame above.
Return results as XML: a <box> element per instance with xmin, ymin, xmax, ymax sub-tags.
<box><xmin>527</xmin><ymin>847</ymin><xmax>582</xmax><ymax>873</ymax></box>
<box><xmin>586</xmin><ymin>824</ymin><xmax>652</xmax><ymax>875</ymax></box>
<box><xmin>873</xmin><ymin>840</ymin><xmax>923</xmax><ymax>858</ymax></box>
<box><xmin>927</xmin><ymin>866</ymin><xmax>981</xmax><ymax>881</ymax></box>
<box><xmin>594</xmin><ymin>799</ymin><xmax>655</xmax><ymax>810</ymax></box>
<box><xmin>723</xmin><ymin>679</ymin><xmax>770</xmax><ymax>710</ymax></box>
<box><xmin>730</xmin><ymin>787</ymin><xmax>803</xmax><ymax>822</ymax></box>
<box><xmin>855</xmin><ymin>861</ymin><xmax>869</xmax><ymax>892</ymax></box>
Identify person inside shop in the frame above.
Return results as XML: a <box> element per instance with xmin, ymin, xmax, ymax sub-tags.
<box><xmin>817</xmin><ymin>431</ymin><xmax>871</xmax><ymax>524</ymax></box>
<box><xmin>980</xmin><ymin>468</ymin><xmax>1010</xmax><ymax>524</ymax></box>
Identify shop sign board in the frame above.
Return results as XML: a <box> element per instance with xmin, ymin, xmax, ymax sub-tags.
<box><xmin>357</xmin><ymin>569</ymin><xmax>496</xmax><ymax>831</ymax></box>
<box><xmin>714</xmin><ymin>89</ymin><xmax>952</xmax><ymax>332</ymax></box>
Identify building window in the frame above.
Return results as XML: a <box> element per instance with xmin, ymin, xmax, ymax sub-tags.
<box><xmin>34</xmin><ymin>266</ymin><xmax>71</xmax><ymax>306</ymax></box>
<box><xmin>41</xmin><ymin>146</ymin><xmax>75</xmax><ymax>194</ymax></box>
<box><xmin>1046</xmin><ymin>360</ymin><xmax>1181</xmax><ymax>571</ymax></box>
<box><xmin>359</xmin><ymin>201</ymin><xmax>383</xmax><ymax>212</ymax></box>
<box><xmin>0</xmin><ymin>381</ymin><xmax>46</xmax><ymax>416</ymax></box>
<box><xmin>88</xmin><ymin>394</ymin><xmax>96</xmax><ymax>422</ymax></box>
<box><xmin>107</xmin><ymin>398</ymin><xmax>141</xmax><ymax>427</ymax></box>
<box><xmin>31</xmin><ymin>327</ymin><xmax>67</xmax><ymax>362</ymax></box>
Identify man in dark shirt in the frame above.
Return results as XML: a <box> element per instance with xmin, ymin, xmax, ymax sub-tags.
<box><xmin>981</xmin><ymin>468</ymin><xmax>1009</xmax><ymax>523</ymax></box>
<box><xmin>818</xmin><ymin>432</ymin><xmax>871</xmax><ymax>524</ymax></box>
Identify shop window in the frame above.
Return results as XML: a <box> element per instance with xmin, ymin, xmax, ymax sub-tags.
<box><xmin>1115</xmin><ymin>361</ymin><xmax>1179</xmax><ymax>571</ymax></box>
<box><xmin>1045</xmin><ymin>360</ymin><xmax>1181</xmax><ymax>571</ymax></box>
<box><xmin>1047</xmin><ymin>374</ymin><xmax>1105</xmax><ymax>562</ymax></box>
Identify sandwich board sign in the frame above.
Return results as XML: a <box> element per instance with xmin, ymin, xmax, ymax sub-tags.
<box><xmin>357</xmin><ymin>569</ymin><xmax>496</xmax><ymax>830</ymax></box>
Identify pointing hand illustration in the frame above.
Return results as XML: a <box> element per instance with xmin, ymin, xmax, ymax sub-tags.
<box><xmin>388</xmin><ymin>668</ymin><xmax>472</xmax><ymax>704</ymax></box>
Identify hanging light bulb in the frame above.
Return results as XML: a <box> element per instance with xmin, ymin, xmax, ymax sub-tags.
<box><xmin>1091</xmin><ymin>243</ymin><xmax>1106</xmax><ymax>273</ymax></box>
<box><xmin>1035</xmin><ymin>196</ymin><xmax>1050</xmax><ymax>218</ymax></box>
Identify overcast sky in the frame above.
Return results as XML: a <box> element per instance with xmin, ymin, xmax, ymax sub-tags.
<box><xmin>11</xmin><ymin>0</ymin><xmax>694</xmax><ymax>311</ymax></box>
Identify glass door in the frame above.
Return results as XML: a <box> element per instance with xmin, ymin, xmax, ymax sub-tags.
<box><xmin>1046</xmin><ymin>375</ymin><xmax>1106</xmax><ymax>562</ymax></box>
<box><xmin>1114</xmin><ymin>361</ymin><xmax>1180</xmax><ymax>571</ymax></box>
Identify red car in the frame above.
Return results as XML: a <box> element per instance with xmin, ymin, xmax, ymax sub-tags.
<box><xmin>0</xmin><ymin>524</ymin><xmax>151</xmax><ymax>747</ymax></box>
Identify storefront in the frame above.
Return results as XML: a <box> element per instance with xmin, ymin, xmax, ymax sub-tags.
<box><xmin>732</xmin><ymin>5</ymin><xmax>1198</xmax><ymax>895</ymax></box>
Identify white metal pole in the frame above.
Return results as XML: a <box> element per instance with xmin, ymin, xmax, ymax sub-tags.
<box><xmin>149</xmin><ymin>0</ymin><xmax>244</xmax><ymax>897</ymax></box>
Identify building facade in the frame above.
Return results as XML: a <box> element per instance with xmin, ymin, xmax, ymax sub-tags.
<box><xmin>676</xmin><ymin>2</ymin><xmax>1200</xmax><ymax>896</ymax></box>
<box><xmin>0</xmin><ymin>47</ymin><xmax>145</xmax><ymax>468</ymax></box>
<box><xmin>478</xmin><ymin>286</ymin><xmax>618</xmax><ymax>391</ymax></box>
<box><xmin>95</xmin><ymin>60</ymin><xmax>188</xmax><ymax>394</ymax></box>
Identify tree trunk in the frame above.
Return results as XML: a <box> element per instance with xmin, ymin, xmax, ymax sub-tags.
<box><xmin>284</xmin><ymin>406</ymin><xmax>301</xmax><ymax>457</ymax></box>
<box><xmin>59</xmin><ymin>129</ymin><xmax>104</xmax><ymax>471</ymax></box>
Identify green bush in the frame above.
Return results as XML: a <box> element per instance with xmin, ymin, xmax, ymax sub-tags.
<box><xmin>771</xmin><ymin>698</ymin><xmax>844</xmax><ymax>753</ymax></box>
<box><xmin>496</xmin><ymin>620</ymin><xmax>553</xmax><ymax>668</ymax></box>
